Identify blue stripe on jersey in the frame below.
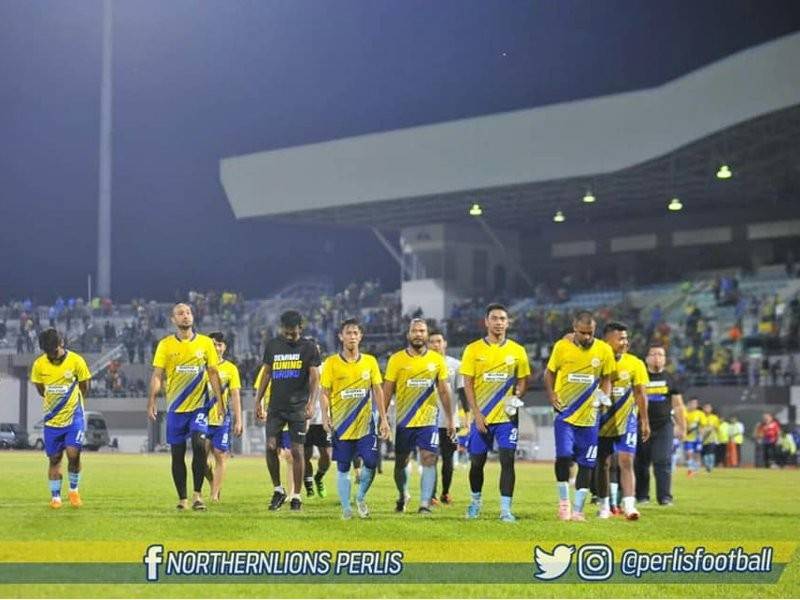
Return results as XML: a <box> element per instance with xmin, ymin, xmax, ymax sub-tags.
<box><xmin>556</xmin><ymin>379</ymin><xmax>599</xmax><ymax>420</ymax></box>
<box><xmin>397</xmin><ymin>384</ymin><xmax>435</xmax><ymax>429</ymax></box>
<box><xmin>647</xmin><ymin>394</ymin><xmax>667</xmax><ymax>402</ymax></box>
<box><xmin>169</xmin><ymin>370</ymin><xmax>206</xmax><ymax>413</ymax></box>
<box><xmin>600</xmin><ymin>388</ymin><xmax>632</xmax><ymax>426</ymax></box>
<box><xmin>45</xmin><ymin>380</ymin><xmax>78</xmax><ymax>421</ymax></box>
<box><xmin>480</xmin><ymin>377</ymin><xmax>516</xmax><ymax>417</ymax></box>
<box><xmin>204</xmin><ymin>383</ymin><xmax>229</xmax><ymax>412</ymax></box>
<box><xmin>336</xmin><ymin>389</ymin><xmax>371</xmax><ymax>437</ymax></box>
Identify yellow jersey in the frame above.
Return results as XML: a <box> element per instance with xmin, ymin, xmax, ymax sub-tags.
<box><xmin>320</xmin><ymin>353</ymin><xmax>382</xmax><ymax>440</ymax></box>
<box><xmin>207</xmin><ymin>359</ymin><xmax>241</xmax><ymax>426</ymax></box>
<box><xmin>459</xmin><ymin>338</ymin><xmax>531</xmax><ymax>425</ymax></box>
<box><xmin>702</xmin><ymin>413</ymin><xmax>720</xmax><ymax>444</ymax></box>
<box><xmin>717</xmin><ymin>420</ymin><xmax>730</xmax><ymax>444</ymax></box>
<box><xmin>599</xmin><ymin>352</ymin><xmax>649</xmax><ymax>437</ymax></box>
<box><xmin>385</xmin><ymin>349</ymin><xmax>448</xmax><ymax>428</ymax></box>
<box><xmin>546</xmin><ymin>338</ymin><xmax>615</xmax><ymax>427</ymax></box>
<box><xmin>30</xmin><ymin>351</ymin><xmax>91</xmax><ymax>427</ymax></box>
<box><xmin>685</xmin><ymin>409</ymin><xmax>705</xmax><ymax>441</ymax></box>
<box><xmin>152</xmin><ymin>333</ymin><xmax>219</xmax><ymax>413</ymax></box>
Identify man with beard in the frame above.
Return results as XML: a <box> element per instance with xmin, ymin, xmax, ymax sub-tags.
<box><xmin>383</xmin><ymin>319</ymin><xmax>454</xmax><ymax>514</ymax></box>
<box><xmin>148</xmin><ymin>303</ymin><xmax>224</xmax><ymax>511</ymax></box>
<box><xmin>544</xmin><ymin>311</ymin><xmax>614</xmax><ymax>522</ymax></box>
<box><xmin>595</xmin><ymin>322</ymin><xmax>650</xmax><ymax>520</ymax></box>
<box><xmin>255</xmin><ymin>310</ymin><xmax>321</xmax><ymax>512</ymax></box>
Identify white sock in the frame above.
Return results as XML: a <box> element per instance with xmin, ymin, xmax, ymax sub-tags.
<box><xmin>600</xmin><ymin>497</ymin><xmax>610</xmax><ymax>511</ymax></box>
<box><xmin>622</xmin><ymin>496</ymin><xmax>636</xmax><ymax>513</ymax></box>
<box><xmin>610</xmin><ymin>482</ymin><xmax>619</xmax><ymax>507</ymax></box>
<box><xmin>290</xmin><ymin>493</ymin><xmax>301</xmax><ymax>501</ymax></box>
<box><xmin>275</xmin><ymin>485</ymin><xmax>285</xmax><ymax>494</ymax></box>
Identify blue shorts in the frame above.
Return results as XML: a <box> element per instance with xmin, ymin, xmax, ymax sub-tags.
<box><xmin>599</xmin><ymin>414</ymin><xmax>638</xmax><ymax>455</ymax></box>
<box><xmin>207</xmin><ymin>417</ymin><xmax>231</xmax><ymax>452</ymax></box>
<box><xmin>468</xmin><ymin>420</ymin><xmax>518</xmax><ymax>455</ymax></box>
<box><xmin>167</xmin><ymin>409</ymin><xmax>208</xmax><ymax>445</ymax></box>
<box><xmin>554</xmin><ymin>417</ymin><xmax>599</xmax><ymax>467</ymax></box>
<box><xmin>683</xmin><ymin>440</ymin><xmax>703</xmax><ymax>453</ymax></box>
<box><xmin>44</xmin><ymin>414</ymin><xmax>85</xmax><ymax>457</ymax></box>
<box><xmin>395</xmin><ymin>425</ymin><xmax>439</xmax><ymax>455</ymax></box>
<box><xmin>332</xmin><ymin>432</ymin><xmax>379</xmax><ymax>470</ymax></box>
<box><xmin>457</xmin><ymin>434</ymin><xmax>469</xmax><ymax>448</ymax></box>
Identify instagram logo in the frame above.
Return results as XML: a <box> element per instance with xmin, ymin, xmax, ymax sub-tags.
<box><xmin>577</xmin><ymin>544</ymin><xmax>614</xmax><ymax>581</ymax></box>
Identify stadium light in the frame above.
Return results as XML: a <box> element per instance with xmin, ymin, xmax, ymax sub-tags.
<box><xmin>716</xmin><ymin>164</ymin><xmax>732</xmax><ymax>179</ymax></box>
<box><xmin>582</xmin><ymin>190</ymin><xmax>596</xmax><ymax>203</ymax></box>
<box><xmin>469</xmin><ymin>203</ymin><xmax>483</xmax><ymax>216</ymax></box>
<box><xmin>553</xmin><ymin>210</ymin><xmax>565</xmax><ymax>223</ymax></box>
<box><xmin>668</xmin><ymin>197</ymin><xmax>683</xmax><ymax>211</ymax></box>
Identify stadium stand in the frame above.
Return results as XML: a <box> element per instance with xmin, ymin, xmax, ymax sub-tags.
<box><xmin>3</xmin><ymin>264</ymin><xmax>798</xmax><ymax>398</ymax></box>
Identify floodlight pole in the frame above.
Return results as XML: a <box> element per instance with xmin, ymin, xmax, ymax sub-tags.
<box><xmin>371</xmin><ymin>227</ymin><xmax>413</xmax><ymax>280</ymax></box>
<box><xmin>96</xmin><ymin>0</ymin><xmax>113</xmax><ymax>298</ymax></box>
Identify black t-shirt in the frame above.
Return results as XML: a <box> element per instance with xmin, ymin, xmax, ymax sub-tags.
<box><xmin>644</xmin><ymin>370</ymin><xmax>681</xmax><ymax>430</ymax></box>
<box><xmin>262</xmin><ymin>336</ymin><xmax>321</xmax><ymax>419</ymax></box>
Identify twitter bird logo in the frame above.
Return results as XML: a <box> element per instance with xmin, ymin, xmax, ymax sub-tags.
<box><xmin>534</xmin><ymin>544</ymin><xmax>575</xmax><ymax>580</ymax></box>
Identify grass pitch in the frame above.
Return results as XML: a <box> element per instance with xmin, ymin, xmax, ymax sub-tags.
<box><xmin>0</xmin><ymin>451</ymin><xmax>798</xmax><ymax>598</ymax></box>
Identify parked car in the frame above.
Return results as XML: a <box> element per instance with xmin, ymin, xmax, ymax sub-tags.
<box><xmin>0</xmin><ymin>423</ymin><xmax>28</xmax><ymax>449</ymax></box>
<box><xmin>30</xmin><ymin>411</ymin><xmax>110</xmax><ymax>451</ymax></box>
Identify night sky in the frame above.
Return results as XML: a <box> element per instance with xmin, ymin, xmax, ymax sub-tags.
<box><xmin>2</xmin><ymin>0</ymin><xmax>799</xmax><ymax>302</ymax></box>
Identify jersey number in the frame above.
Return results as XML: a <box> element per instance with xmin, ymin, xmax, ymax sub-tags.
<box><xmin>195</xmin><ymin>413</ymin><xmax>208</xmax><ymax>427</ymax></box>
<box><xmin>76</xmin><ymin>430</ymin><xmax>86</xmax><ymax>444</ymax></box>
<box><xmin>626</xmin><ymin>432</ymin><xmax>637</xmax><ymax>447</ymax></box>
<box><xmin>509</xmin><ymin>428</ymin><xmax>518</xmax><ymax>442</ymax></box>
<box><xmin>430</xmin><ymin>431</ymin><xmax>439</xmax><ymax>446</ymax></box>
<box><xmin>586</xmin><ymin>445</ymin><xmax>598</xmax><ymax>460</ymax></box>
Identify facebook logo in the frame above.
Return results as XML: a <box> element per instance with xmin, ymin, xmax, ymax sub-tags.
<box><xmin>143</xmin><ymin>544</ymin><xmax>164</xmax><ymax>582</ymax></box>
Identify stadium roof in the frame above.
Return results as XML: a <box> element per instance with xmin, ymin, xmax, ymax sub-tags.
<box><xmin>221</xmin><ymin>32</ymin><xmax>800</xmax><ymax>230</ymax></box>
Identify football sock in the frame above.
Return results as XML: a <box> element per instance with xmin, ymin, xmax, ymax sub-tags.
<box><xmin>557</xmin><ymin>481</ymin><xmax>570</xmax><ymax>502</ymax></box>
<box><xmin>357</xmin><ymin>467</ymin><xmax>375</xmax><ymax>503</ymax></box>
<box><xmin>337</xmin><ymin>471</ymin><xmax>351</xmax><ymax>509</ymax></box>
<box><xmin>573</xmin><ymin>488</ymin><xmax>589</xmax><ymax>514</ymax></box>
<box><xmin>622</xmin><ymin>496</ymin><xmax>636</xmax><ymax>513</ymax></box>
<box><xmin>420</xmin><ymin>465</ymin><xmax>436</xmax><ymax>507</ymax></box>
<box><xmin>610</xmin><ymin>482</ymin><xmax>619</xmax><ymax>507</ymax></box>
